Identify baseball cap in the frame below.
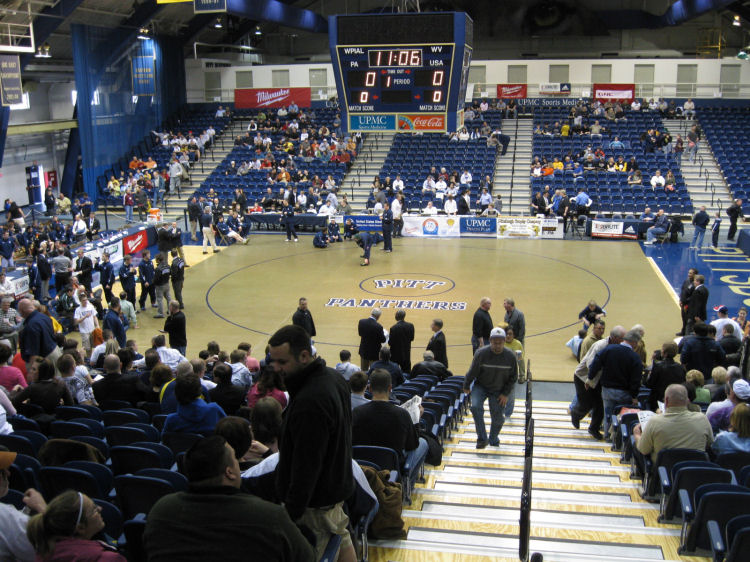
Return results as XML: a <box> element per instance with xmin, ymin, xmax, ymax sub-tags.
<box><xmin>713</xmin><ymin>305</ymin><xmax>729</xmax><ymax>314</ymax></box>
<box><xmin>0</xmin><ymin>451</ymin><xmax>17</xmax><ymax>470</ymax></box>
<box><xmin>733</xmin><ymin>379</ymin><xmax>750</xmax><ymax>401</ymax></box>
<box><xmin>490</xmin><ymin>327</ymin><xmax>506</xmax><ymax>339</ymax></box>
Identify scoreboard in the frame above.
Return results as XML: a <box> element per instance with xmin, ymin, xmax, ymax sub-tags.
<box><xmin>329</xmin><ymin>12</ymin><xmax>473</xmax><ymax>133</ymax></box>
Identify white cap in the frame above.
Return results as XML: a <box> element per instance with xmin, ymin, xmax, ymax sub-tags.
<box><xmin>490</xmin><ymin>327</ymin><xmax>506</xmax><ymax>339</ymax></box>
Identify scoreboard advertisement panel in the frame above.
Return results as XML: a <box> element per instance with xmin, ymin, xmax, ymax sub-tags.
<box><xmin>329</xmin><ymin>12</ymin><xmax>473</xmax><ymax>133</ymax></box>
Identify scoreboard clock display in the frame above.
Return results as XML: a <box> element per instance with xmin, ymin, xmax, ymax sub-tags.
<box><xmin>329</xmin><ymin>12</ymin><xmax>473</xmax><ymax>133</ymax></box>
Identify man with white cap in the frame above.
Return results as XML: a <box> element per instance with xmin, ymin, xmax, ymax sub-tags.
<box><xmin>708</xmin><ymin>378</ymin><xmax>750</xmax><ymax>432</ymax></box>
<box><xmin>463</xmin><ymin>327</ymin><xmax>518</xmax><ymax>449</ymax></box>
<box><xmin>0</xmin><ymin>446</ymin><xmax>47</xmax><ymax>561</ymax></box>
<box><xmin>710</xmin><ymin>305</ymin><xmax>743</xmax><ymax>342</ymax></box>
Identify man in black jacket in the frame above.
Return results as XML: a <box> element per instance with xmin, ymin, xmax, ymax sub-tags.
<box><xmin>389</xmin><ymin>309</ymin><xmax>415</xmax><ymax>373</ymax></box>
<box><xmin>471</xmin><ymin>297</ymin><xmax>493</xmax><ymax>354</ymax></box>
<box><xmin>677</xmin><ymin>268</ymin><xmax>697</xmax><ymax>336</ymax></box>
<box><xmin>726</xmin><ymin>198</ymin><xmax>744</xmax><ymax>241</ymax></box>
<box><xmin>74</xmin><ymin>247</ymin><xmax>93</xmax><ymax>292</ymax></box>
<box><xmin>170</xmin><ymin>250</ymin><xmax>185</xmax><ymax>310</ymax></box>
<box><xmin>187</xmin><ymin>197</ymin><xmax>202</xmax><ymax>242</ymax></box>
<box><xmin>163</xmin><ymin>300</ymin><xmax>187</xmax><ymax>356</ymax></box>
<box><xmin>686</xmin><ymin>274</ymin><xmax>709</xmax><ymax>335</ymax></box>
<box><xmin>268</xmin><ymin>325</ymin><xmax>355</xmax><ymax>562</ymax></box>
<box><xmin>143</xmin><ymin>435</ymin><xmax>314</xmax><ymax>562</ymax></box>
<box><xmin>92</xmin><ymin>353</ymin><xmax>149</xmax><ymax>406</ymax></box>
<box><xmin>358</xmin><ymin>308</ymin><xmax>386</xmax><ymax>370</ymax></box>
<box><xmin>426</xmin><ymin>318</ymin><xmax>448</xmax><ymax>368</ymax></box>
<box><xmin>291</xmin><ymin>297</ymin><xmax>316</xmax><ymax>338</ymax></box>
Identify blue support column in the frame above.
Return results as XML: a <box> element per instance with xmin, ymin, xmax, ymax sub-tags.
<box><xmin>60</xmin><ymin>105</ymin><xmax>80</xmax><ymax>198</ymax></box>
<box><xmin>0</xmin><ymin>107</ymin><xmax>9</xmax><ymax>169</ymax></box>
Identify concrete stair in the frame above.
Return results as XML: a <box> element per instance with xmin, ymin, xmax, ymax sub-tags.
<box><xmin>494</xmin><ymin>119</ymin><xmax>533</xmax><ymax>216</ymax></box>
<box><xmin>339</xmin><ymin>132</ymin><xmax>395</xmax><ymax>213</ymax></box>
<box><xmin>662</xmin><ymin>118</ymin><xmax>732</xmax><ymax>217</ymax></box>
<box><xmin>369</xmin><ymin>399</ymin><xmax>685</xmax><ymax>561</ymax></box>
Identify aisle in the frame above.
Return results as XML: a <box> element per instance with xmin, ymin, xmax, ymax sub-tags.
<box><xmin>369</xmin><ymin>400</ymin><xmax>706</xmax><ymax>562</ymax></box>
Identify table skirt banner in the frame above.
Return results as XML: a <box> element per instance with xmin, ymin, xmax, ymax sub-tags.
<box><xmin>402</xmin><ymin>216</ymin><xmax>461</xmax><ymax>237</ymax></box>
<box><xmin>497</xmin><ymin>216</ymin><xmax>546</xmax><ymax>239</ymax></box>
<box><xmin>590</xmin><ymin>219</ymin><xmax>638</xmax><ymax>240</ymax></box>
<box><xmin>459</xmin><ymin>216</ymin><xmax>497</xmax><ymax>237</ymax></box>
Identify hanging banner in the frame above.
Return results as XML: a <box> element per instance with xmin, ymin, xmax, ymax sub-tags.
<box><xmin>539</xmin><ymin>82</ymin><xmax>571</xmax><ymax>95</ymax></box>
<box><xmin>131</xmin><ymin>56</ymin><xmax>155</xmax><ymax>96</ymax></box>
<box><xmin>0</xmin><ymin>55</ymin><xmax>23</xmax><ymax>107</ymax></box>
<box><xmin>403</xmin><ymin>216</ymin><xmax>460</xmax><ymax>237</ymax></box>
<box><xmin>235</xmin><ymin>87</ymin><xmax>312</xmax><ymax>109</ymax></box>
<box><xmin>497</xmin><ymin>84</ymin><xmax>527</xmax><ymax>99</ymax></box>
<box><xmin>194</xmin><ymin>0</ymin><xmax>226</xmax><ymax>13</ymax></box>
<box><xmin>45</xmin><ymin>170</ymin><xmax>58</xmax><ymax>189</ymax></box>
<box><xmin>497</xmin><ymin>217</ymin><xmax>543</xmax><ymax>239</ymax></box>
<box><xmin>593</xmin><ymin>83</ymin><xmax>635</xmax><ymax>103</ymax></box>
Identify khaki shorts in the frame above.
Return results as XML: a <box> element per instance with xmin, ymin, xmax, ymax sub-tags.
<box><xmin>296</xmin><ymin>501</ymin><xmax>352</xmax><ymax>560</ymax></box>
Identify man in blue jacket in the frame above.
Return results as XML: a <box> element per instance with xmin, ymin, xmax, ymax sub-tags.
<box><xmin>588</xmin><ymin>329</ymin><xmax>643</xmax><ymax>440</ymax></box>
<box><xmin>119</xmin><ymin>254</ymin><xmax>137</xmax><ymax>308</ymax></box>
<box><xmin>138</xmin><ymin>249</ymin><xmax>156</xmax><ymax>311</ymax></box>
<box><xmin>691</xmin><ymin>205</ymin><xmax>710</xmax><ymax>249</ymax></box>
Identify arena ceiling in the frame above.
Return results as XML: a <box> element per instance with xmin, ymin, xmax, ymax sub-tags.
<box><xmin>4</xmin><ymin>0</ymin><xmax>750</xmax><ymax>78</ymax></box>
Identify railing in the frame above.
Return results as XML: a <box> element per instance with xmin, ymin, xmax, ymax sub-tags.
<box><xmin>519</xmin><ymin>359</ymin><xmax>541</xmax><ymax>562</ymax></box>
<box><xmin>471</xmin><ymin>82</ymin><xmax>750</xmax><ymax>100</ymax></box>
<box><xmin>508</xmin><ymin>116</ymin><xmax>520</xmax><ymax>211</ymax></box>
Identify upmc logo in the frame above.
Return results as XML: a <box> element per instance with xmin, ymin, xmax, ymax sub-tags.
<box><xmin>349</xmin><ymin>114</ymin><xmax>396</xmax><ymax>131</ymax></box>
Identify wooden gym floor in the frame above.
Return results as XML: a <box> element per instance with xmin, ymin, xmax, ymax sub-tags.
<box><xmin>116</xmin><ymin>235</ymin><xmax>677</xmax><ymax>381</ymax></box>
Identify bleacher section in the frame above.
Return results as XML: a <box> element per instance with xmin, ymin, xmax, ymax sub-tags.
<box><xmin>95</xmin><ymin>107</ymin><xmax>231</xmax><ymax>207</ymax></box>
<box><xmin>376</xmin><ymin>135</ymin><xmax>499</xmax><ymax>212</ymax></box>
<box><xmin>531</xmin><ymin>108</ymin><xmax>692</xmax><ymax>216</ymax></box>
<box><xmin>193</xmin><ymin>107</ymin><xmax>353</xmax><ymax>208</ymax></box>
<box><xmin>698</xmin><ymin>107</ymin><xmax>750</xmax><ymax>215</ymax></box>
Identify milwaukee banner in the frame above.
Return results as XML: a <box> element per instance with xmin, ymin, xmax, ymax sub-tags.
<box><xmin>593</xmin><ymin>83</ymin><xmax>635</xmax><ymax>103</ymax></box>
<box><xmin>496</xmin><ymin>84</ymin><xmax>527</xmax><ymax>99</ymax></box>
<box><xmin>234</xmin><ymin>88</ymin><xmax>312</xmax><ymax>109</ymax></box>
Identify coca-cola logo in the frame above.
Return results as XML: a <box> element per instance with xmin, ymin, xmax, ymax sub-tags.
<box><xmin>413</xmin><ymin>117</ymin><xmax>444</xmax><ymax>128</ymax></box>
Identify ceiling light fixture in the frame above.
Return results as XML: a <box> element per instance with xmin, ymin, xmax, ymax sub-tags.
<box><xmin>254</xmin><ymin>26</ymin><xmax>262</xmax><ymax>35</ymax></box>
<box><xmin>137</xmin><ymin>27</ymin><xmax>150</xmax><ymax>40</ymax></box>
<box><xmin>215</xmin><ymin>18</ymin><xmax>223</xmax><ymax>29</ymax></box>
<box><xmin>734</xmin><ymin>14</ymin><xmax>741</xmax><ymax>27</ymax></box>
<box><xmin>35</xmin><ymin>43</ymin><xmax>51</xmax><ymax>58</ymax></box>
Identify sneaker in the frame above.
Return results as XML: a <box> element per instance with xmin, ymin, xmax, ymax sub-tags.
<box><xmin>294</xmin><ymin>238</ymin><xmax>299</xmax><ymax>242</ymax></box>
<box><xmin>153</xmin><ymin>314</ymin><xmax>165</xmax><ymax>319</ymax></box>
<box><xmin>489</xmin><ymin>441</ymin><xmax>500</xmax><ymax>447</ymax></box>
<box><xmin>213</xmin><ymin>249</ymin><xmax>221</xmax><ymax>253</ymax></box>
<box><xmin>202</xmin><ymin>251</ymin><xmax>208</xmax><ymax>255</ymax></box>
<box><xmin>151</xmin><ymin>304</ymin><xmax>158</xmax><ymax>308</ymax></box>
<box><xmin>475</xmin><ymin>439</ymin><xmax>488</xmax><ymax>449</ymax></box>
<box><xmin>140</xmin><ymin>307</ymin><xmax>146</xmax><ymax>312</ymax></box>
<box><xmin>285</xmin><ymin>239</ymin><xmax>290</xmax><ymax>242</ymax></box>
<box><xmin>243</xmin><ymin>239</ymin><xmax>249</xmax><ymax>245</ymax></box>
<box><xmin>643</xmin><ymin>241</ymin><xmax>654</xmax><ymax>245</ymax></box>
<box><xmin>571</xmin><ymin>412</ymin><xmax>580</xmax><ymax>430</ymax></box>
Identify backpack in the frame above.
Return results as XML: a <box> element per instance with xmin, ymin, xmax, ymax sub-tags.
<box><xmin>361</xmin><ymin>465</ymin><xmax>406</xmax><ymax>539</ymax></box>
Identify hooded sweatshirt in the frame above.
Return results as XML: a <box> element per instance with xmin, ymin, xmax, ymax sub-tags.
<box><xmin>162</xmin><ymin>398</ymin><xmax>226</xmax><ymax>435</ymax></box>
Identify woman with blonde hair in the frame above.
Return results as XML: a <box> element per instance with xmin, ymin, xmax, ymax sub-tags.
<box><xmin>26</xmin><ymin>490</ymin><xmax>124</xmax><ymax>560</ymax></box>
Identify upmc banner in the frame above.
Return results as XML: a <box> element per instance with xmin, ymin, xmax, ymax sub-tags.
<box><xmin>593</xmin><ymin>83</ymin><xmax>635</xmax><ymax>103</ymax></box>
<box><xmin>234</xmin><ymin>88</ymin><xmax>311</xmax><ymax>109</ymax></box>
<box><xmin>496</xmin><ymin>84</ymin><xmax>527</xmax><ymax>99</ymax></box>
<box><xmin>459</xmin><ymin>216</ymin><xmax>496</xmax><ymax>237</ymax></box>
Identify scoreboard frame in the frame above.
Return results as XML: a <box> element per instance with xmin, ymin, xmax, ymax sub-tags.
<box><xmin>329</xmin><ymin>12</ymin><xmax>473</xmax><ymax>134</ymax></box>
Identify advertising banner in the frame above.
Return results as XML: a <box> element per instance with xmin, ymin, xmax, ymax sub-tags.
<box><xmin>0</xmin><ymin>55</ymin><xmax>23</xmax><ymax>107</ymax></box>
<box><xmin>234</xmin><ymin>88</ymin><xmax>311</xmax><ymax>109</ymax></box>
<box><xmin>345</xmin><ymin>215</ymin><xmax>382</xmax><ymax>233</ymax></box>
<box><xmin>131</xmin><ymin>55</ymin><xmax>155</xmax><ymax>96</ymax></box>
<box><xmin>123</xmin><ymin>229</ymin><xmax>149</xmax><ymax>255</ymax></box>
<box><xmin>194</xmin><ymin>0</ymin><xmax>226</xmax><ymax>13</ymax></box>
<box><xmin>496</xmin><ymin>84</ymin><xmax>527</xmax><ymax>99</ymax></box>
<box><xmin>403</xmin><ymin>216</ymin><xmax>460</xmax><ymax>237</ymax></box>
<box><xmin>541</xmin><ymin>217</ymin><xmax>564</xmax><ymax>239</ymax></box>
<box><xmin>539</xmin><ymin>82</ymin><xmax>571</xmax><ymax>95</ymax></box>
<box><xmin>397</xmin><ymin>114</ymin><xmax>446</xmax><ymax>131</ymax></box>
<box><xmin>10</xmin><ymin>275</ymin><xmax>29</xmax><ymax>298</ymax></box>
<box><xmin>349</xmin><ymin>114</ymin><xmax>395</xmax><ymax>131</ymax></box>
<box><xmin>459</xmin><ymin>216</ymin><xmax>497</xmax><ymax>237</ymax></box>
<box><xmin>497</xmin><ymin>217</ymin><xmax>543</xmax><ymax>239</ymax></box>
<box><xmin>97</xmin><ymin>239</ymin><xmax>124</xmax><ymax>264</ymax></box>
<box><xmin>593</xmin><ymin>83</ymin><xmax>635</xmax><ymax>103</ymax></box>
<box><xmin>591</xmin><ymin>220</ymin><xmax>625</xmax><ymax>239</ymax></box>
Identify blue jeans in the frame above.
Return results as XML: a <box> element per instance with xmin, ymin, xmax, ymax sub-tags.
<box><xmin>602</xmin><ymin>387</ymin><xmax>634</xmax><ymax>438</ymax></box>
<box><xmin>691</xmin><ymin>226</ymin><xmax>706</xmax><ymax>247</ymax></box>
<box><xmin>404</xmin><ymin>437</ymin><xmax>428</xmax><ymax>473</ymax></box>
<box><xmin>470</xmin><ymin>383</ymin><xmax>505</xmax><ymax>445</ymax></box>
<box><xmin>504</xmin><ymin>385</ymin><xmax>516</xmax><ymax>419</ymax></box>
<box><xmin>125</xmin><ymin>205</ymin><xmax>133</xmax><ymax>223</ymax></box>
<box><xmin>646</xmin><ymin>227</ymin><xmax>665</xmax><ymax>242</ymax></box>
